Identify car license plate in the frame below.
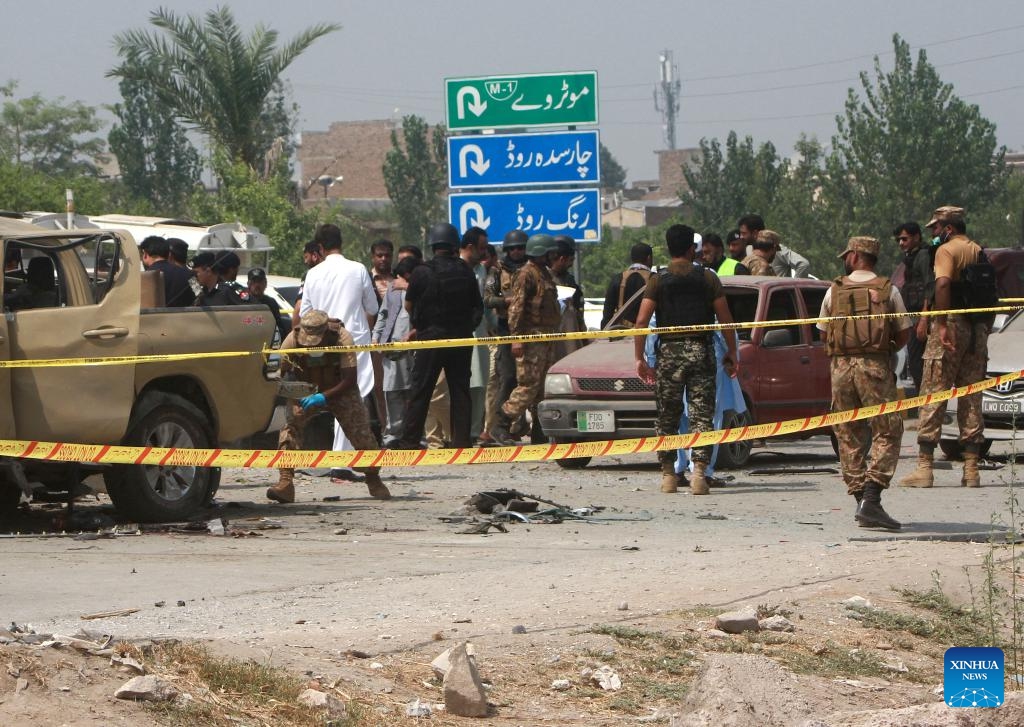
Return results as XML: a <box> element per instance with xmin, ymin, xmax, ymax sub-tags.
<box><xmin>982</xmin><ymin>398</ymin><xmax>1022</xmax><ymax>415</ymax></box>
<box><xmin>577</xmin><ymin>411</ymin><xmax>615</xmax><ymax>432</ymax></box>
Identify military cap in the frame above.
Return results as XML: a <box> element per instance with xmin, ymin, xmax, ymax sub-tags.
<box><xmin>297</xmin><ymin>309</ymin><xmax>330</xmax><ymax>347</ymax></box>
<box><xmin>838</xmin><ymin>236</ymin><xmax>880</xmax><ymax>259</ymax></box>
<box><xmin>754</xmin><ymin>229</ymin><xmax>781</xmax><ymax>249</ymax></box>
<box><xmin>925</xmin><ymin>206</ymin><xmax>966</xmax><ymax>228</ymax></box>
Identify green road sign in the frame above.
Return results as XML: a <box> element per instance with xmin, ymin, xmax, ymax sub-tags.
<box><xmin>445</xmin><ymin>71</ymin><xmax>598</xmax><ymax>131</ymax></box>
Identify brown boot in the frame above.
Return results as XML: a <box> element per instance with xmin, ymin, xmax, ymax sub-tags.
<box><xmin>266</xmin><ymin>468</ymin><xmax>295</xmax><ymax>503</ymax></box>
<box><xmin>363</xmin><ymin>468</ymin><xmax>391</xmax><ymax>500</ymax></box>
<box><xmin>660</xmin><ymin>462</ymin><xmax>678</xmax><ymax>493</ymax></box>
<box><xmin>690</xmin><ymin>462</ymin><xmax>710</xmax><ymax>495</ymax></box>
<box><xmin>962</xmin><ymin>452</ymin><xmax>981</xmax><ymax>488</ymax></box>
<box><xmin>899</xmin><ymin>452</ymin><xmax>933</xmax><ymax>488</ymax></box>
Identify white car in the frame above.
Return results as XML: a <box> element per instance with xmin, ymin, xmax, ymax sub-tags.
<box><xmin>940</xmin><ymin>311</ymin><xmax>1022</xmax><ymax>459</ymax></box>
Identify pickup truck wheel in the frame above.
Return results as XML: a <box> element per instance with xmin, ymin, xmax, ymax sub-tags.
<box><xmin>716</xmin><ymin>410</ymin><xmax>753</xmax><ymax>469</ymax></box>
<box><xmin>1</xmin><ymin>481</ymin><xmax>22</xmax><ymax>511</ymax></box>
<box><xmin>104</xmin><ymin>393</ymin><xmax>217</xmax><ymax>522</ymax></box>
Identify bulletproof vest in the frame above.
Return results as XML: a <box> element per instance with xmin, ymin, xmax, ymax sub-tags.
<box><xmin>290</xmin><ymin>329</ymin><xmax>344</xmax><ymax>393</ymax></box>
<box><xmin>424</xmin><ymin>255</ymin><xmax>477</xmax><ymax>334</ymax></box>
<box><xmin>902</xmin><ymin>245</ymin><xmax>933</xmax><ymax>312</ymax></box>
<box><xmin>618</xmin><ymin>266</ymin><xmax>652</xmax><ymax>309</ymax></box>
<box><xmin>517</xmin><ymin>263</ymin><xmax>561</xmax><ymax>331</ymax></box>
<box><xmin>825</xmin><ymin>275</ymin><xmax>894</xmax><ymax>357</ymax></box>
<box><xmin>655</xmin><ymin>267</ymin><xmax>713</xmax><ymax>341</ymax></box>
<box><xmin>499</xmin><ymin>257</ymin><xmax>524</xmax><ymax>296</ymax></box>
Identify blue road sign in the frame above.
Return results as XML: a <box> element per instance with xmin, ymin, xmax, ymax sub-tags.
<box><xmin>447</xmin><ymin>130</ymin><xmax>601</xmax><ymax>189</ymax></box>
<box><xmin>449</xmin><ymin>189</ymin><xmax>601</xmax><ymax>243</ymax></box>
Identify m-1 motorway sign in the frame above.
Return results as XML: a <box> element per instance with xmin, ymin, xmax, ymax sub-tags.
<box><xmin>449</xmin><ymin>189</ymin><xmax>601</xmax><ymax>243</ymax></box>
<box><xmin>447</xmin><ymin>130</ymin><xmax>600</xmax><ymax>189</ymax></box>
<box><xmin>445</xmin><ymin>71</ymin><xmax>598</xmax><ymax>131</ymax></box>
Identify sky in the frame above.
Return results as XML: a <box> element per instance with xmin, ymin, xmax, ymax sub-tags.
<box><xmin>3</xmin><ymin>0</ymin><xmax>1023</xmax><ymax>184</ymax></box>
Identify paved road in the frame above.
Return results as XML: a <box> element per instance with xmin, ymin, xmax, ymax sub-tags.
<box><xmin>1</xmin><ymin>430</ymin><xmax>1019</xmax><ymax>655</ymax></box>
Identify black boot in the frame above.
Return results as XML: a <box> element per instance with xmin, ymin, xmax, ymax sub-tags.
<box><xmin>855</xmin><ymin>482</ymin><xmax>901</xmax><ymax>530</ymax></box>
<box><xmin>489</xmin><ymin>408</ymin><xmax>517</xmax><ymax>446</ymax></box>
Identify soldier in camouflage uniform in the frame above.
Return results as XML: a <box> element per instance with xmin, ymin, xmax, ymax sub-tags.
<box><xmin>490</xmin><ymin>234</ymin><xmax>562</xmax><ymax>445</ymax></box>
<box><xmin>635</xmin><ymin>225</ymin><xmax>737</xmax><ymax>495</ymax></box>
<box><xmin>901</xmin><ymin>206</ymin><xmax>990</xmax><ymax>489</ymax></box>
<box><xmin>481</xmin><ymin>230</ymin><xmax>528</xmax><ymax>443</ymax></box>
<box><xmin>741</xmin><ymin>229</ymin><xmax>779</xmax><ymax>276</ymax></box>
<box><xmin>267</xmin><ymin>310</ymin><xmax>391</xmax><ymax>504</ymax></box>
<box><xmin>819</xmin><ymin>237</ymin><xmax>911</xmax><ymax>530</ymax></box>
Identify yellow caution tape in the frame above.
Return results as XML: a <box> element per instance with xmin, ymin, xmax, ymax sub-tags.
<box><xmin>1</xmin><ymin>371</ymin><xmax>1017</xmax><ymax>469</ymax></box>
<box><xmin>1</xmin><ymin>304</ymin><xmax>1020</xmax><ymax>370</ymax></box>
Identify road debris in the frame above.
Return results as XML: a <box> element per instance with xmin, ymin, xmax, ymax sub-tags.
<box><xmin>297</xmin><ymin>688</ymin><xmax>347</xmax><ymax>719</ymax></box>
<box><xmin>443</xmin><ymin>642</ymin><xmax>488</xmax><ymax>717</ymax></box>
<box><xmin>585</xmin><ymin>664</ymin><xmax>622</xmax><ymax>691</ymax></box>
<box><xmin>114</xmin><ymin>674</ymin><xmax>179</xmax><ymax>702</ymax></box>
<box><xmin>80</xmin><ymin>608</ymin><xmax>140</xmax><ymax>621</ymax></box>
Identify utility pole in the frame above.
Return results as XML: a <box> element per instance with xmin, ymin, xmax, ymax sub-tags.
<box><xmin>653</xmin><ymin>50</ymin><xmax>681</xmax><ymax>150</ymax></box>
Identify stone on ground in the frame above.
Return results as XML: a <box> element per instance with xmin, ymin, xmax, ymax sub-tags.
<box><xmin>114</xmin><ymin>675</ymin><xmax>179</xmax><ymax>702</ymax></box>
<box><xmin>443</xmin><ymin>641</ymin><xmax>488</xmax><ymax>717</ymax></box>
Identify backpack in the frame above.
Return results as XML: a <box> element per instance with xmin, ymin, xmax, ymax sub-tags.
<box><xmin>952</xmin><ymin>248</ymin><xmax>998</xmax><ymax>323</ymax></box>
<box><xmin>825</xmin><ymin>275</ymin><xmax>895</xmax><ymax>357</ymax></box>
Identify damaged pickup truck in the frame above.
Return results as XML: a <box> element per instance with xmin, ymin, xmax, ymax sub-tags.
<box><xmin>0</xmin><ymin>218</ymin><xmax>279</xmax><ymax>521</ymax></box>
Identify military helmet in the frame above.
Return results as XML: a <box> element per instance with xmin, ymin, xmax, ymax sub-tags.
<box><xmin>427</xmin><ymin>222</ymin><xmax>460</xmax><ymax>249</ymax></box>
<box><xmin>502</xmin><ymin>229</ymin><xmax>528</xmax><ymax>250</ymax></box>
<box><xmin>526</xmin><ymin>234</ymin><xmax>557</xmax><ymax>258</ymax></box>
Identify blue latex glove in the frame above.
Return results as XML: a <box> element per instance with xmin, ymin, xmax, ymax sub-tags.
<box><xmin>299</xmin><ymin>393</ymin><xmax>326</xmax><ymax>410</ymax></box>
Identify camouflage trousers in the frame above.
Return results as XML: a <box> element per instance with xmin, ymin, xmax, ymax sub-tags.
<box><xmin>830</xmin><ymin>355</ymin><xmax>902</xmax><ymax>494</ymax></box>
<box><xmin>917</xmin><ymin>316</ymin><xmax>989</xmax><ymax>445</ymax></box>
<box><xmin>655</xmin><ymin>337</ymin><xmax>716</xmax><ymax>465</ymax></box>
<box><xmin>278</xmin><ymin>389</ymin><xmax>379</xmax><ymax>482</ymax></box>
<box><xmin>501</xmin><ymin>341</ymin><xmax>558</xmax><ymax>420</ymax></box>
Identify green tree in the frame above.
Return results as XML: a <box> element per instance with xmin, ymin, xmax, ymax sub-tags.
<box><xmin>680</xmin><ymin>131</ymin><xmax>783</xmax><ymax>232</ymax></box>
<box><xmin>108</xmin><ymin>52</ymin><xmax>202</xmax><ymax>216</ymax></box>
<box><xmin>109</xmin><ymin>6</ymin><xmax>338</xmax><ymax>170</ymax></box>
<box><xmin>0</xmin><ymin>81</ymin><xmax>106</xmax><ymax>176</ymax></box>
<box><xmin>600</xmin><ymin>142</ymin><xmax>627</xmax><ymax>191</ymax></box>
<box><xmin>828</xmin><ymin>33</ymin><xmax>1007</xmax><ymax>252</ymax></box>
<box><xmin>382</xmin><ymin>115</ymin><xmax>447</xmax><ymax>243</ymax></box>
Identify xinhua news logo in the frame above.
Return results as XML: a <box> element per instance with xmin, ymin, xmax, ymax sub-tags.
<box><xmin>944</xmin><ymin>647</ymin><xmax>1004</xmax><ymax>707</ymax></box>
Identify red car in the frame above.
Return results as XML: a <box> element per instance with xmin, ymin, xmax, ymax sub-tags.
<box><xmin>537</xmin><ymin>276</ymin><xmax>834</xmax><ymax>468</ymax></box>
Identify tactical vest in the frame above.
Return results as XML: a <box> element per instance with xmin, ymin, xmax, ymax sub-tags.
<box><xmin>618</xmin><ymin>267</ymin><xmax>652</xmax><ymax>309</ymax></box>
<box><xmin>290</xmin><ymin>329</ymin><xmax>344</xmax><ymax>393</ymax></box>
<box><xmin>517</xmin><ymin>263</ymin><xmax>561</xmax><ymax>331</ymax></box>
<box><xmin>655</xmin><ymin>267</ymin><xmax>713</xmax><ymax>341</ymax></box>
<box><xmin>717</xmin><ymin>257</ymin><xmax>740</xmax><ymax>276</ymax></box>
<box><xmin>825</xmin><ymin>275</ymin><xmax>895</xmax><ymax>357</ymax></box>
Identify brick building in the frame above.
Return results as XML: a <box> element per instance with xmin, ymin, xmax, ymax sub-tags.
<box><xmin>297</xmin><ymin>120</ymin><xmax>396</xmax><ymax>206</ymax></box>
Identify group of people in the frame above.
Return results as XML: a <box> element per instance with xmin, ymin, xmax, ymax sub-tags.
<box><xmin>635</xmin><ymin>206</ymin><xmax>992</xmax><ymax>534</ymax></box>
<box><xmin>264</xmin><ymin>222</ymin><xmax>586</xmax><ymax>504</ymax></box>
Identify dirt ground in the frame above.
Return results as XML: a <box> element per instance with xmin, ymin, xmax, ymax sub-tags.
<box><xmin>2</xmin><ymin>430</ymin><xmax>1023</xmax><ymax>725</ymax></box>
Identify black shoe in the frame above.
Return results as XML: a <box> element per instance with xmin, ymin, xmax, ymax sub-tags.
<box><xmin>855</xmin><ymin>500</ymin><xmax>901</xmax><ymax>530</ymax></box>
<box><xmin>489</xmin><ymin>412</ymin><xmax>518</xmax><ymax>446</ymax></box>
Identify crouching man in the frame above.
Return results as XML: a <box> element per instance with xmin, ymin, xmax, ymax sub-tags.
<box><xmin>267</xmin><ymin>310</ymin><xmax>391</xmax><ymax>503</ymax></box>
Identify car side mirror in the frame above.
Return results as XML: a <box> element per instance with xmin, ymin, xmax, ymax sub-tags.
<box><xmin>762</xmin><ymin>328</ymin><xmax>794</xmax><ymax>348</ymax></box>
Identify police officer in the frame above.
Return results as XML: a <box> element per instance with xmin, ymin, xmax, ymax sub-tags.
<box><xmin>482</xmin><ymin>230</ymin><xmax>529</xmax><ymax>442</ymax></box>
<box><xmin>819</xmin><ymin>237</ymin><xmax>911</xmax><ymax>530</ymax></box>
<box><xmin>901</xmin><ymin>206</ymin><xmax>990</xmax><ymax>489</ymax></box>
<box><xmin>395</xmin><ymin>222</ymin><xmax>483</xmax><ymax>449</ymax></box>
<box><xmin>490</xmin><ymin>234</ymin><xmax>562</xmax><ymax>445</ymax></box>
<box><xmin>191</xmin><ymin>252</ymin><xmax>250</xmax><ymax>305</ymax></box>
<box><xmin>601</xmin><ymin>243</ymin><xmax>654</xmax><ymax>329</ymax></box>
<box><xmin>267</xmin><ymin>310</ymin><xmax>391</xmax><ymax>503</ymax></box>
<box><xmin>634</xmin><ymin>225</ymin><xmax>738</xmax><ymax>495</ymax></box>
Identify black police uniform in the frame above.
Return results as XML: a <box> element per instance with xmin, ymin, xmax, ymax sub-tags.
<box><xmin>194</xmin><ymin>282</ymin><xmax>250</xmax><ymax>306</ymax></box>
<box><xmin>396</xmin><ymin>253</ymin><xmax>483</xmax><ymax>449</ymax></box>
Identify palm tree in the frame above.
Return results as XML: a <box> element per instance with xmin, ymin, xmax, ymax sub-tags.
<box><xmin>109</xmin><ymin>6</ymin><xmax>339</xmax><ymax>170</ymax></box>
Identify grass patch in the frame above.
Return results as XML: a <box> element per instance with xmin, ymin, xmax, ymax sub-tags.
<box><xmin>146</xmin><ymin>642</ymin><xmax>357</xmax><ymax>727</ymax></box>
<box><xmin>774</xmin><ymin>640</ymin><xmax>920</xmax><ymax>682</ymax></box>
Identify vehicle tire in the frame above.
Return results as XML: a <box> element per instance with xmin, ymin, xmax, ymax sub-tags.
<box><xmin>104</xmin><ymin>392</ymin><xmax>218</xmax><ymax>522</ymax></box>
<box><xmin>716</xmin><ymin>409</ymin><xmax>754</xmax><ymax>469</ymax></box>
<box><xmin>939</xmin><ymin>439</ymin><xmax>992</xmax><ymax>461</ymax></box>
<box><xmin>1</xmin><ymin>480</ymin><xmax>22</xmax><ymax>511</ymax></box>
